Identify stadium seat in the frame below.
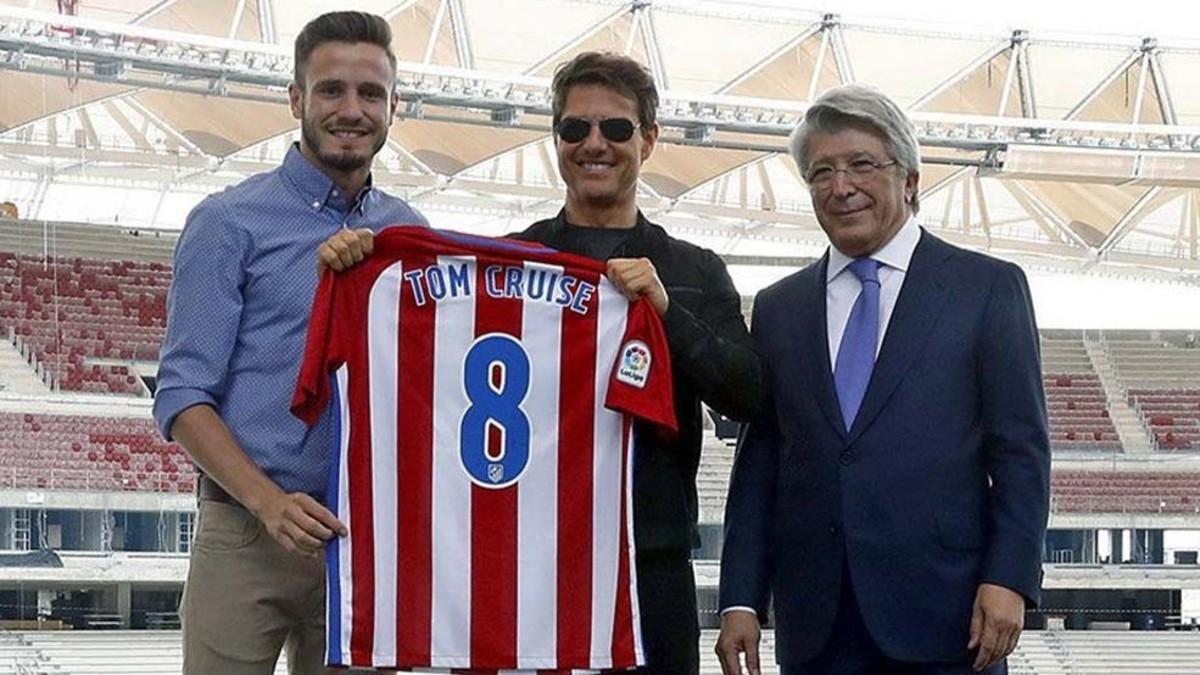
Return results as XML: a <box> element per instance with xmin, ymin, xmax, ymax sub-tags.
<box><xmin>0</xmin><ymin>412</ymin><xmax>193</xmax><ymax>494</ymax></box>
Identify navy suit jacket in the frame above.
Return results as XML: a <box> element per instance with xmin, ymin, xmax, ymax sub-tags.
<box><xmin>718</xmin><ymin>230</ymin><xmax>1051</xmax><ymax>665</ymax></box>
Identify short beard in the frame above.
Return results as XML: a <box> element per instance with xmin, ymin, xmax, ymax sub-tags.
<box><xmin>300</xmin><ymin>115</ymin><xmax>385</xmax><ymax>173</ymax></box>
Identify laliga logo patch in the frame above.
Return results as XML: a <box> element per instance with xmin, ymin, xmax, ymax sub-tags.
<box><xmin>617</xmin><ymin>340</ymin><xmax>652</xmax><ymax>389</ymax></box>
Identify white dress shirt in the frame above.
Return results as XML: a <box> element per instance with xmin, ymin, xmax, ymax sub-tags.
<box><xmin>825</xmin><ymin>216</ymin><xmax>921</xmax><ymax>365</ymax></box>
<box><xmin>720</xmin><ymin>217</ymin><xmax>921</xmax><ymax>619</ymax></box>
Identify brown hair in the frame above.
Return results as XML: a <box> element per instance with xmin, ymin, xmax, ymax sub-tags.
<box><xmin>294</xmin><ymin>11</ymin><xmax>396</xmax><ymax>87</ymax></box>
<box><xmin>551</xmin><ymin>51</ymin><xmax>658</xmax><ymax>133</ymax></box>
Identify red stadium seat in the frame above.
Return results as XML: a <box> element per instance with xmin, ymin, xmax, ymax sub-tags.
<box><xmin>0</xmin><ymin>412</ymin><xmax>195</xmax><ymax>494</ymax></box>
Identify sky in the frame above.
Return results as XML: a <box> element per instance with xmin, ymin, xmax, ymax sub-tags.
<box><xmin>706</xmin><ymin>0</ymin><xmax>1200</xmax><ymax>45</ymax></box>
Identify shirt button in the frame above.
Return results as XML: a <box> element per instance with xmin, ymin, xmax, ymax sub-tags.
<box><xmin>311</xmin><ymin>201</ymin><xmax>321</xmax><ymax>209</ymax></box>
<box><xmin>839</xmin><ymin>449</ymin><xmax>857</xmax><ymax>465</ymax></box>
<box><xmin>829</xmin><ymin>525</ymin><xmax>841</xmax><ymax>536</ymax></box>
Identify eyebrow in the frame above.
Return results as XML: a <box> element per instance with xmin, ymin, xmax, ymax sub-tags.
<box><xmin>309</xmin><ymin>79</ymin><xmax>390</xmax><ymax>93</ymax></box>
<box><xmin>811</xmin><ymin>151</ymin><xmax>880</xmax><ymax>165</ymax></box>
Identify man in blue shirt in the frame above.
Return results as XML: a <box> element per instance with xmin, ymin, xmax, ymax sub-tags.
<box><xmin>153</xmin><ymin>11</ymin><xmax>426</xmax><ymax>674</ymax></box>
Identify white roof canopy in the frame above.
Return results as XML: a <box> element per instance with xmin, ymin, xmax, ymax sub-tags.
<box><xmin>0</xmin><ymin>0</ymin><xmax>1196</xmax><ymax>283</ymax></box>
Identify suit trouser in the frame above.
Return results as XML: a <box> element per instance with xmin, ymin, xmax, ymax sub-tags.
<box><xmin>632</xmin><ymin>550</ymin><xmax>700</xmax><ymax>675</ymax></box>
<box><xmin>182</xmin><ymin>499</ymin><xmax>336</xmax><ymax>675</ymax></box>
<box><xmin>782</xmin><ymin>566</ymin><xmax>1006</xmax><ymax>675</ymax></box>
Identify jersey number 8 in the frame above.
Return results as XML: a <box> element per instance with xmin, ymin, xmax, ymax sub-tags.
<box><xmin>460</xmin><ymin>333</ymin><xmax>531</xmax><ymax>488</ymax></box>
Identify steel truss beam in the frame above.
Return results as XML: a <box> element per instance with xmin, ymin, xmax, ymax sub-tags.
<box><xmin>3</xmin><ymin>7</ymin><xmax>1199</xmax><ymax>161</ymax></box>
<box><xmin>1</xmin><ymin>6</ymin><xmax>1199</xmax><ymax>278</ymax></box>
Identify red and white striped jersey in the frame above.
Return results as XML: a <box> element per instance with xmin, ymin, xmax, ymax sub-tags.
<box><xmin>292</xmin><ymin>226</ymin><xmax>676</xmax><ymax>672</ymax></box>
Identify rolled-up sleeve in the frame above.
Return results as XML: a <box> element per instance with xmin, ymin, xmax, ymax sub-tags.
<box><xmin>152</xmin><ymin>197</ymin><xmax>249</xmax><ymax>440</ymax></box>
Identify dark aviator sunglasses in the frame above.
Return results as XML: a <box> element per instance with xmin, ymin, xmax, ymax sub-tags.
<box><xmin>555</xmin><ymin>117</ymin><xmax>638</xmax><ymax>143</ymax></box>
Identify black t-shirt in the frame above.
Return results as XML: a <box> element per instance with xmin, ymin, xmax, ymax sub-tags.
<box><xmin>557</xmin><ymin>221</ymin><xmax>636</xmax><ymax>261</ymax></box>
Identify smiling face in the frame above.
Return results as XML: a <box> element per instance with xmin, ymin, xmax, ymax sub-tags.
<box><xmin>555</xmin><ymin>83</ymin><xmax>657</xmax><ymax>226</ymax></box>
<box><xmin>288</xmin><ymin>40</ymin><xmax>396</xmax><ymax>182</ymax></box>
<box><xmin>805</xmin><ymin>126</ymin><xmax>918</xmax><ymax>258</ymax></box>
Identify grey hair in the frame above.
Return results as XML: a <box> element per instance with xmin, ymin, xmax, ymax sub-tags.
<box><xmin>789</xmin><ymin>84</ymin><xmax>922</xmax><ymax>213</ymax></box>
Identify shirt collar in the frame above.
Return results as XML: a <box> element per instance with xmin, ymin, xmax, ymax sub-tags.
<box><xmin>280</xmin><ymin>143</ymin><xmax>375</xmax><ymax>216</ymax></box>
<box><xmin>827</xmin><ymin>215</ymin><xmax>921</xmax><ymax>282</ymax></box>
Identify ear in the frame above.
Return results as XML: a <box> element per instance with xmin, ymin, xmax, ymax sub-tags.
<box><xmin>904</xmin><ymin>170</ymin><xmax>920</xmax><ymax>205</ymax></box>
<box><xmin>640</xmin><ymin>123</ymin><xmax>660</xmax><ymax>163</ymax></box>
<box><xmin>287</xmin><ymin>81</ymin><xmax>303</xmax><ymax>121</ymax></box>
<box><xmin>388</xmin><ymin>90</ymin><xmax>400</xmax><ymax>125</ymax></box>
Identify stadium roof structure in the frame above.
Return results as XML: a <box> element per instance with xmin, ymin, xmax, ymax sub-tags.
<box><xmin>0</xmin><ymin>0</ymin><xmax>1199</xmax><ymax>283</ymax></box>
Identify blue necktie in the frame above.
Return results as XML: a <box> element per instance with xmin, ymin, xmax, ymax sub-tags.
<box><xmin>834</xmin><ymin>258</ymin><xmax>881</xmax><ymax>431</ymax></box>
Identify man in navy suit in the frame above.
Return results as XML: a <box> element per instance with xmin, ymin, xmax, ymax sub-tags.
<box><xmin>715</xmin><ymin>85</ymin><xmax>1050</xmax><ymax>675</ymax></box>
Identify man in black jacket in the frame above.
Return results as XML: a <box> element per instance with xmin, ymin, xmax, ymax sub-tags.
<box><xmin>319</xmin><ymin>51</ymin><xmax>760</xmax><ymax>674</ymax></box>
<box><xmin>512</xmin><ymin>51</ymin><xmax>761</xmax><ymax>674</ymax></box>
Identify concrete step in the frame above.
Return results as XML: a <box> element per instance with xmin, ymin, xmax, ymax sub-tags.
<box><xmin>0</xmin><ymin>335</ymin><xmax>52</xmax><ymax>394</ymax></box>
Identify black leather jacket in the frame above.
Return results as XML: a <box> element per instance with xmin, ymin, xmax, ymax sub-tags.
<box><xmin>513</xmin><ymin>210</ymin><xmax>762</xmax><ymax>552</ymax></box>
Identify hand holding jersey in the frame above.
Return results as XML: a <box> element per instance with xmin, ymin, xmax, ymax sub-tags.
<box><xmin>318</xmin><ymin>227</ymin><xmax>375</xmax><ymax>273</ymax></box>
<box><xmin>605</xmin><ymin>257</ymin><xmax>669</xmax><ymax>317</ymax></box>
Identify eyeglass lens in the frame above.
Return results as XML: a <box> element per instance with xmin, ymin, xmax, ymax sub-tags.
<box><xmin>556</xmin><ymin>117</ymin><xmax>637</xmax><ymax>143</ymax></box>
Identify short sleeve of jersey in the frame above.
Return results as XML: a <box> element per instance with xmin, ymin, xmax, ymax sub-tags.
<box><xmin>604</xmin><ymin>298</ymin><xmax>677</xmax><ymax>434</ymax></box>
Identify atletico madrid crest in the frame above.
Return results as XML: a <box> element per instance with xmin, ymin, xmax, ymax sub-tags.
<box><xmin>487</xmin><ymin>462</ymin><xmax>504</xmax><ymax>484</ymax></box>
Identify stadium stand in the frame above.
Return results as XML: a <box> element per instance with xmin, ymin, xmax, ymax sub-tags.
<box><xmin>699</xmin><ymin>439</ymin><xmax>1200</xmax><ymax>521</ymax></box>
<box><xmin>1013</xmin><ymin>630</ymin><xmax>1200</xmax><ymax>674</ymax></box>
<box><xmin>1132</xmin><ymin>388</ymin><xmax>1200</xmax><ymax>451</ymax></box>
<box><xmin>1051</xmin><ymin>471</ymin><xmax>1200</xmax><ymax>514</ymax></box>
<box><xmin>1105</xmin><ymin>334</ymin><xmax>1200</xmax><ymax>451</ymax></box>
<box><xmin>698</xmin><ymin>435</ymin><xmax>736</xmax><ymax>523</ymax></box>
<box><xmin>0</xmin><ymin>412</ymin><xmax>193</xmax><ymax>493</ymax></box>
<box><xmin>4</xmin><ymin>629</ymin><xmax>1199</xmax><ymax>675</ymax></box>
<box><xmin>0</xmin><ymin>233</ymin><xmax>1187</xmax><ymax>462</ymax></box>
<box><xmin>0</xmin><ymin>252</ymin><xmax>165</xmax><ymax>395</ymax></box>
<box><xmin>1042</xmin><ymin>332</ymin><xmax>1123</xmax><ymax>452</ymax></box>
<box><xmin>0</xmin><ymin>629</ymin><xmax>288</xmax><ymax>674</ymax></box>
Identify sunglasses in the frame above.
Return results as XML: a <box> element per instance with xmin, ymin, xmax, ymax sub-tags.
<box><xmin>555</xmin><ymin>117</ymin><xmax>639</xmax><ymax>143</ymax></box>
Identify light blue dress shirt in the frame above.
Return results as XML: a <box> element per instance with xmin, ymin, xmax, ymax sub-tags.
<box><xmin>153</xmin><ymin>143</ymin><xmax>427</xmax><ymax>499</ymax></box>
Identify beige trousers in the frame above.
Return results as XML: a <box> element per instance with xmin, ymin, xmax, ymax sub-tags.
<box><xmin>181</xmin><ymin>499</ymin><xmax>336</xmax><ymax>675</ymax></box>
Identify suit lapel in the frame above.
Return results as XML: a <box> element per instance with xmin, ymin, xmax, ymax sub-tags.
<box><xmin>847</xmin><ymin>232</ymin><xmax>952</xmax><ymax>444</ymax></box>
<box><xmin>790</xmin><ymin>254</ymin><xmax>847</xmax><ymax>441</ymax></box>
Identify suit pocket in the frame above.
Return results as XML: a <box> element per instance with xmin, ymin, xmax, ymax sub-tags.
<box><xmin>936</xmin><ymin>512</ymin><xmax>985</xmax><ymax>551</ymax></box>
